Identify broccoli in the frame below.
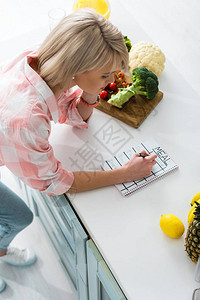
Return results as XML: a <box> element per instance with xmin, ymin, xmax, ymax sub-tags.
<box><xmin>108</xmin><ymin>67</ymin><xmax>159</xmax><ymax>108</ymax></box>
<box><xmin>123</xmin><ymin>35</ymin><xmax>132</xmax><ymax>52</ymax></box>
<box><xmin>131</xmin><ymin>67</ymin><xmax>159</xmax><ymax>99</ymax></box>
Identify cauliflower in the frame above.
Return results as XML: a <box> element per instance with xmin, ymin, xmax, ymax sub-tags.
<box><xmin>129</xmin><ymin>41</ymin><xmax>166</xmax><ymax>76</ymax></box>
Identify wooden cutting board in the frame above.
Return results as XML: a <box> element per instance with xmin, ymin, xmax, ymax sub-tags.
<box><xmin>96</xmin><ymin>91</ymin><xmax>163</xmax><ymax>128</ymax></box>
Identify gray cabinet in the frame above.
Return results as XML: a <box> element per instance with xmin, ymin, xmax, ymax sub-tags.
<box><xmin>87</xmin><ymin>240</ymin><xmax>127</xmax><ymax>300</ymax></box>
<box><xmin>14</xmin><ymin>177</ymin><xmax>127</xmax><ymax>300</ymax></box>
<box><xmin>26</xmin><ymin>185</ymin><xmax>88</xmax><ymax>300</ymax></box>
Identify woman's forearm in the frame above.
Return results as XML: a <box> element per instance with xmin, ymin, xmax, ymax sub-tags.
<box><xmin>66</xmin><ymin>168</ymin><xmax>126</xmax><ymax>194</ymax></box>
<box><xmin>66</xmin><ymin>151</ymin><xmax>157</xmax><ymax>194</ymax></box>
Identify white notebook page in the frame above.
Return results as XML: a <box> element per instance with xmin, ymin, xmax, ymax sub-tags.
<box><xmin>102</xmin><ymin>139</ymin><xmax>178</xmax><ymax>196</ymax></box>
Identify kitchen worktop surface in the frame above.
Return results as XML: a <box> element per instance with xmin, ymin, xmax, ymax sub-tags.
<box><xmin>1</xmin><ymin>0</ymin><xmax>200</xmax><ymax>299</ymax></box>
<box><xmin>50</xmin><ymin>69</ymin><xmax>200</xmax><ymax>299</ymax></box>
<box><xmin>49</xmin><ymin>2</ymin><xmax>200</xmax><ymax>299</ymax></box>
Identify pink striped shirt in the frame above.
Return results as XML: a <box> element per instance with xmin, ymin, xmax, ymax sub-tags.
<box><xmin>0</xmin><ymin>50</ymin><xmax>89</xmax><ymax>196</ymax></box>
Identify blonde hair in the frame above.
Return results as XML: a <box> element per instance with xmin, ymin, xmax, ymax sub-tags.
<box><xmin>37</xmin><ymin>8</ymin><xmax>129</xmax><ymax>90</ymax></box>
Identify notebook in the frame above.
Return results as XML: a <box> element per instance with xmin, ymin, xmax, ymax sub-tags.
<box><xmin>102</xmin><ymin>139</ymin><xmax>178</xmax><ymax>196</ymax></box>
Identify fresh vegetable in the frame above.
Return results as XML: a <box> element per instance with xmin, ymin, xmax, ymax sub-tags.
<box><xmin>114</xmin><ymin>71</ymin><xmax>129</xmax><ymax>88</ymax></box>
<box><xmin>160</xmin><ymin>214</ymin><xmax>185</xmax><ymax>239</ymax></box>
<box><xmin>108</xmin><ymin>88</ymin><xmax>134</xmax><ymax>108</ymax></box>
<box><xmin>99</xmin><ymin>71</ymin><xmax>131</xmax><ymax>100</ymax></box>
<box><xmin>108</xmin><ymin>67</ymin><xmax>159</xmax><ymax>108</ymax></box>
<box><xmin>108</xmin><ymin>82</ymin><xmax>117</xmax><ymax>91</ymax></box>
<box><xmin>123</xmin><ymin>35</ymin><xmax>132</xmax><ymax>52</ymax></box>
<box><xmin>131</xmin><ymin>67</ymin><xmax>159</xmax><ymax>99</ymax></box>
<box><xmin>117</xmin><ymin>71</ymin><xmax>125</xmax><ymax>78</ymax></box>
<box><xmin>185</xmin><ymin>201</ymin><xmax>200</xmax><ymax>263</ymax></box>
<box><xmin>99</xmin><ymin>90</ymin><xmax>108</xmax><ymax>100</ymax></box>
<box><xmin>129</xmin><ymin>41</ymin><xmax>165</xmax><ymax>76</ymax></box>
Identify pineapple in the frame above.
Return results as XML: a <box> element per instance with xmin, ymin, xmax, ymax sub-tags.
<box><xmin>185</xmin><ymin>201</ymin><xmax>200</xmax><ymax>263</ymax></box>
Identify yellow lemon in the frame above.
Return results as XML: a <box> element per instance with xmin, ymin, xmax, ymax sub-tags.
<box><xmin>190</xmin><ymin>192</ymin><xmax>200</xmax><ymax>206</ymax></box>
<box><xmin>73</xmin><ymin>0</ymin><xmax>110</xmax><ymax>19</ymax></box>
<box><xmin>188</xmin><ymin>199</ymin><xmax>200</xmax><ymax>224</ymax></box>
<box><xmin>188</xmin><ymin>205</ymin><xmax>195</xmax><ymax>225</ymax></box>
<box><xmin>160</xmin><ymin>214</ymin><xmax>185</xmax><ymax>238</ymax></box>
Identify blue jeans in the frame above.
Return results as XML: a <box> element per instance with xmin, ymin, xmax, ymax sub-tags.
<box><xmin>0</xmin><ymin>181</ymin><xmax>33</xmax><ymax>251</ymax></box>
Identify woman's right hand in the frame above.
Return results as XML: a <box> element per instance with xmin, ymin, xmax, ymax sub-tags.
<box><xmin>121</xmin><ymin>150</ymin><xmax>157</xmax><ymax>182</ymax></box>
<box><xmin>66</xmin><ymin>150</ymin><xmax>157</xmax><ymax>194</ymax></box>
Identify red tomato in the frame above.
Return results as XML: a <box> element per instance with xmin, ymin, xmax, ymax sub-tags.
<box><xmin>118</xmin><ymin>71</ymin><xmax>125</xmax><ymax>78</ymax></box>
<box><xmin>122</xmin><ymin>82</ymin><xmax>130</xmax><ymax>87</ymax></box>
<box><xmin>118</xmin><ymin>78</ymin><xmax>124</xmax><ymax>83</ymax></box>
<box><xmin>108</xmin><ymin>82</ymin><xmax>118</xmax><ymax>91</ymax></box>
<box><xmin>99</xmin><ymin>90</ymin><xmax>108</xmax><ymax>99</ymax></box>
<box><xmin>116</xmin><ymin>78</ymin><xmax>124</xmax><ymax>87</ymax></box>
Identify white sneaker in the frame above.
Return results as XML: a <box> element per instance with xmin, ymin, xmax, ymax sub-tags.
<box><xmin>0</xmin><ymin>246</ymin><xmax>36</xmax><ymax>266</ymax></box>
<box><xmin>0</xmin><ymin>278</ymin><xmax>6</xmax><ymax>292</ymax></box>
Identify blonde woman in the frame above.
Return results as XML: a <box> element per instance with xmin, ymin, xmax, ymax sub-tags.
<box><xmin>0</xmin><ymin>9</ymin><xmax>156</xmax><ymax>291</ymax></box>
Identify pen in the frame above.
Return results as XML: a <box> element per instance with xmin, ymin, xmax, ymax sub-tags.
<box><xmin>138</xmin><ymin>153</ymin><xmax>148</xmax><ymax>158</ymax></box>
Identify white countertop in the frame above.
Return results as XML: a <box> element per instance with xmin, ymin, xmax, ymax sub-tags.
<box><xmin>50</xmin><ymin>3</ymin><xmax>200</xmax><ymax>299</ymax></box>
<box><xmin>1</xmin><ymin>1</ymin><xmax>200</xmax><ymax>299</ymax></box>
<box><xmin>50</xmin><ymin>66</ymin><xmax>200</xmax><ymax>299</ymax></box>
